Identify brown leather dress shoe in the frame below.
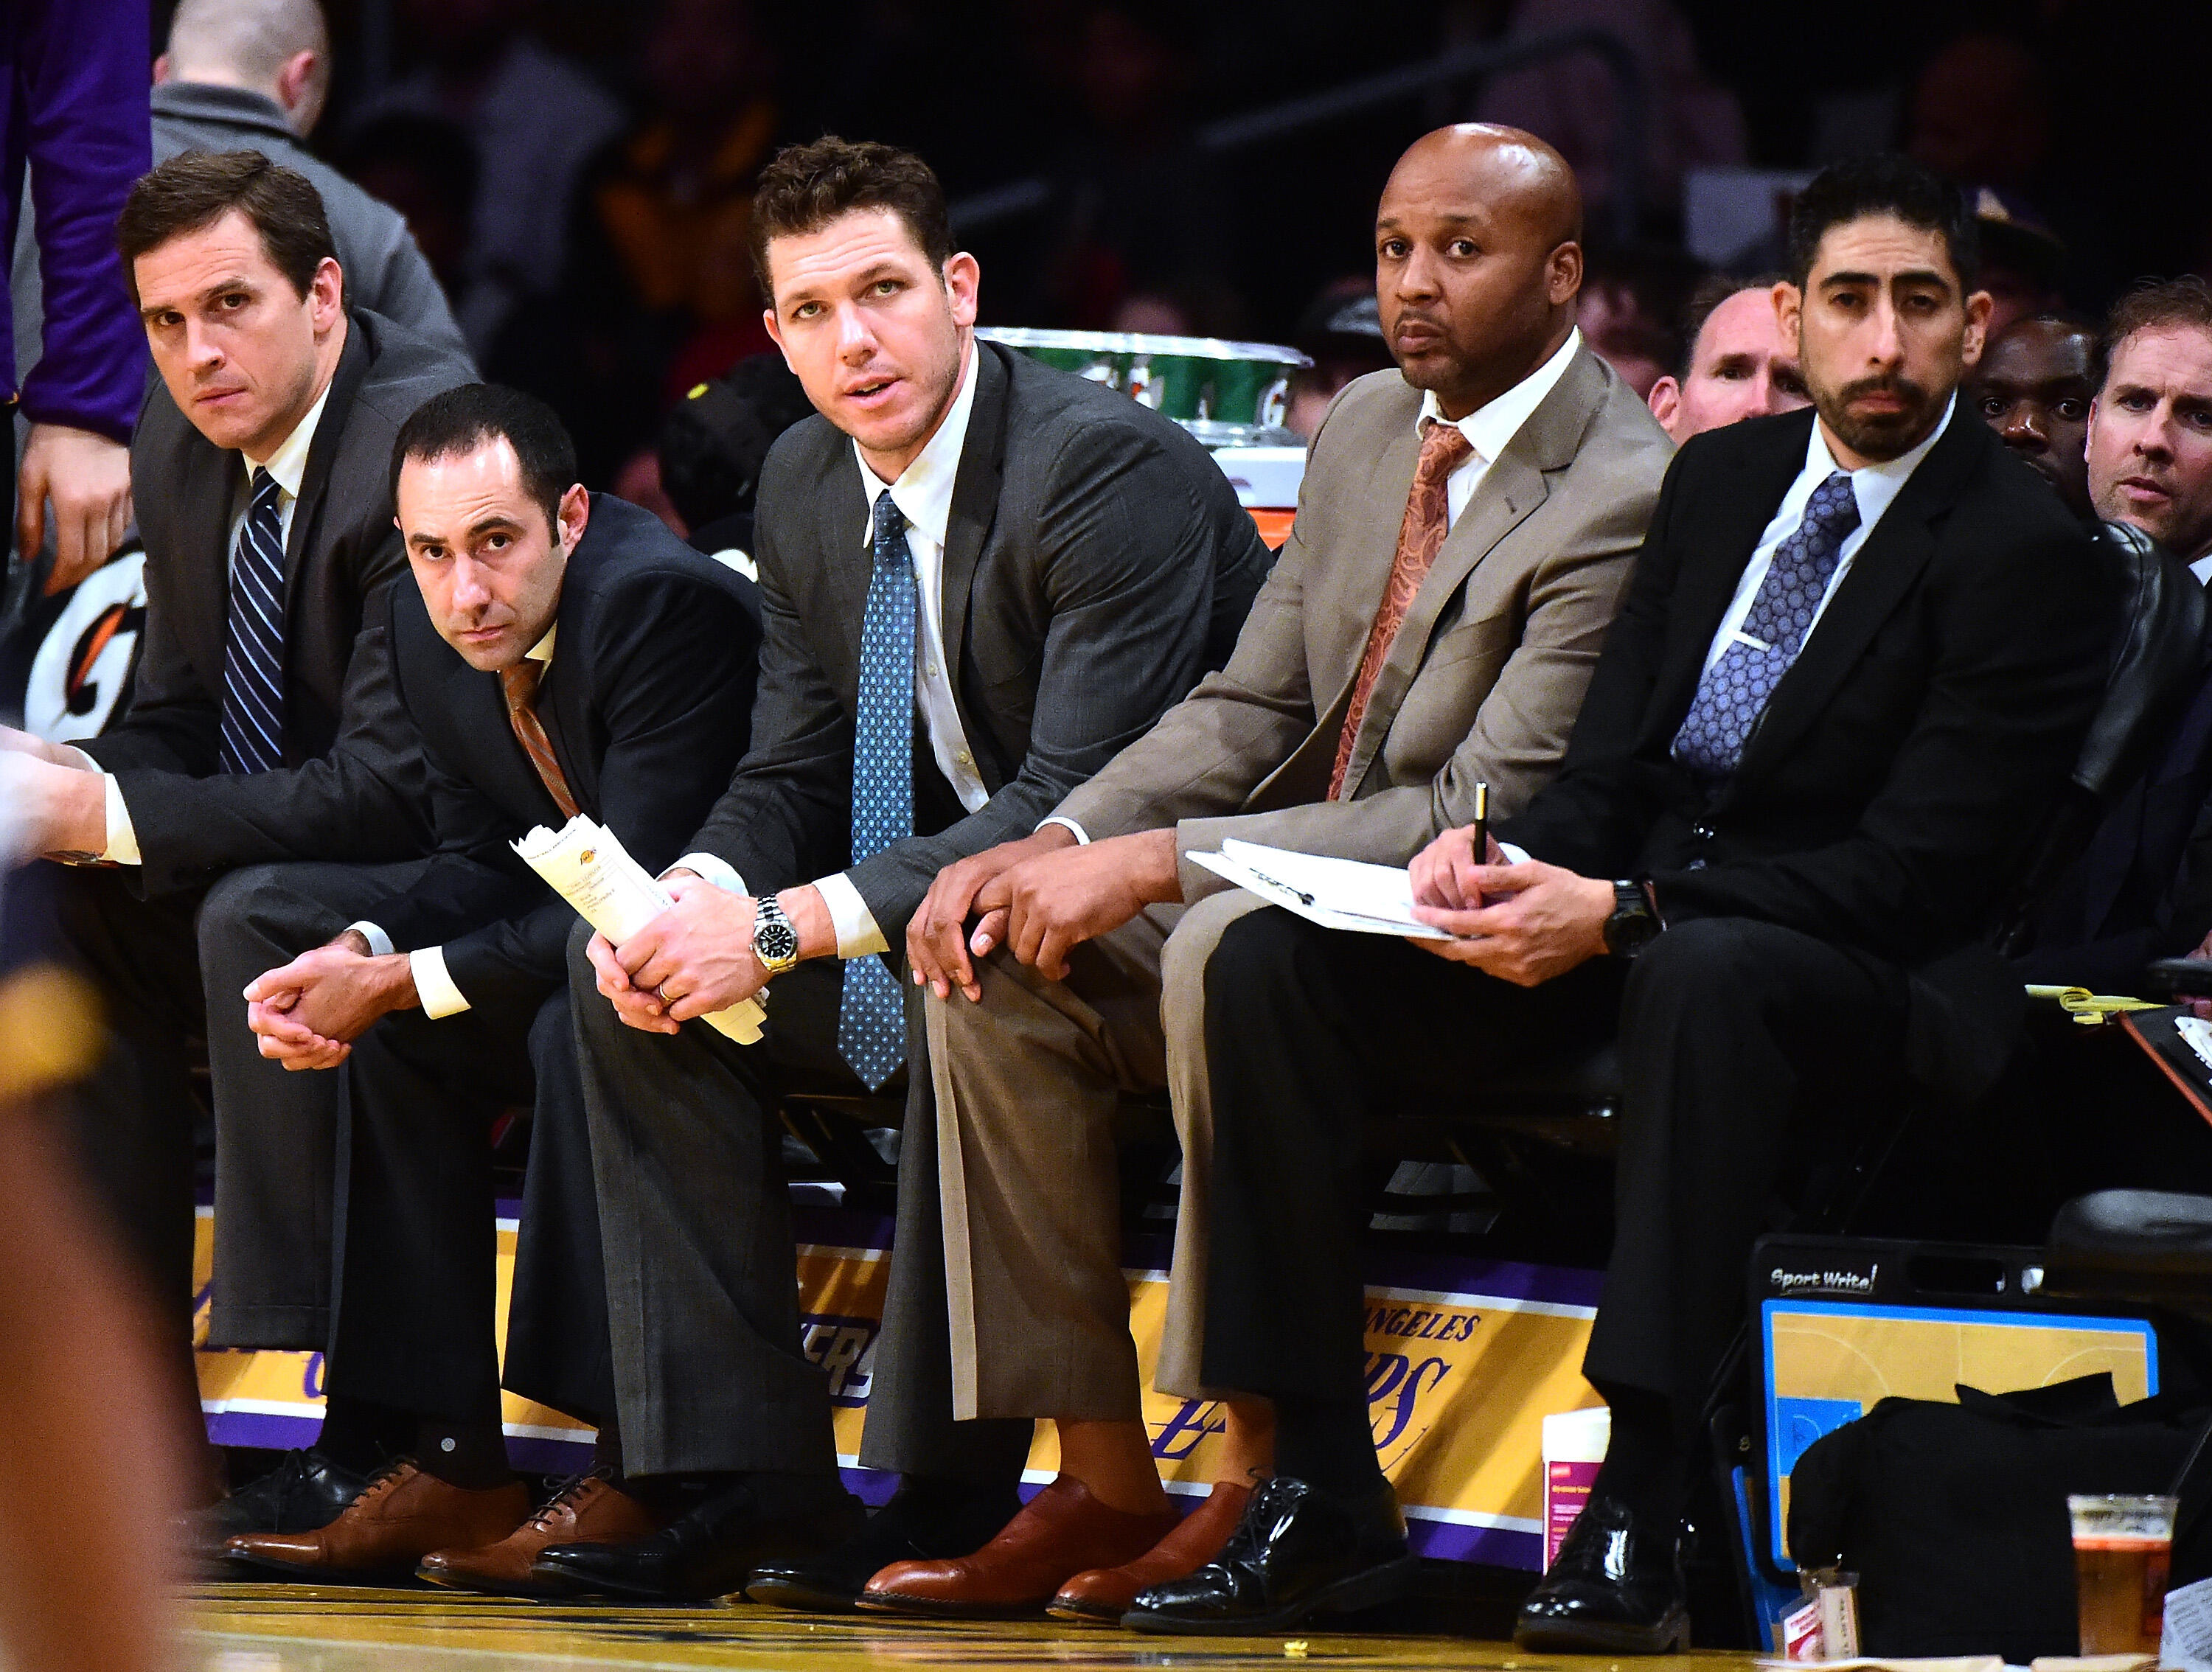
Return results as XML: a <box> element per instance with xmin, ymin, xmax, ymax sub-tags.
<box><xmin>859</xmin><ymin>1476</ymin><xmax>1181</xmax><ymax>1617</ymax></box>
<box><xmin>1048</xmin><ymin>1480</ymin><xmax>1253</xmax><ymax>1623</ymax></box>
<box><xmin>226</xmin><ymin>1462</ymin><xmax>532</xmax><ymax>1582</ymax></box>
<box><xmin>417</xmin><ymin>1471</ymin><xmax>661</xmax><ymax>1597</ymax></box>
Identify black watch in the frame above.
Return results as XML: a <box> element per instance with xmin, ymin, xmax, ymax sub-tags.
<box><xmin>1601</xmin><ymin>879</ymin><xmax>1661</xmax><ymax>959</ymax></box>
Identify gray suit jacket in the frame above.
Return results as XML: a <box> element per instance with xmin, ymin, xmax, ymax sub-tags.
<box><xmin>685</xmin><ymin>339</ymin><xmax>1275</xmax><ymax>941</ymax></box>
<box><xmin>80</xmin><ymin>308</ymin><xmax>475</xmax><ymax>895</ymax></box>
<box><xmin>151</xmin><ymin>82</ymin><xmax>470</xmax><ymax>363</ymax></box>
<box><xmin>1055</xmin><ymin>344</ymin><xmax>1674</xmax><ymax>899</ymax></box>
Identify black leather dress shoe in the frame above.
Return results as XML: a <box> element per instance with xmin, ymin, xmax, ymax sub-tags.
<box><xmin>189</xmin><ymin>1450</ymin><xmax>369</xmax><ymax>1558</ymax></box>
<box><xmin>1121</xmin><ymin>1475</ymin><xmax>1418</xmax><ymax>1634</ymax></box>
<box><xmin>1514</xmin><ymin>1493</ymin><xmax>1688</xmax><ymax>1654</ymax></box>
<box><xmin>745</xmin><ymin>1479</ymin><xmax>1023</xmax><ymax>1612</ymax></box>
<box><xmin>532</xmin><ymin>1471</ymin><xmax>865</xmax><ymax>1603</ymax></box>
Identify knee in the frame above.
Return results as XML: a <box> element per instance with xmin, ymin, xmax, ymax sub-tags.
<box><xmin>1200</xmin><ymin>905</ymin><xmax>1317</xmax><ymax>1026</ymax></box>
<box><xmin>1159</xmin><ymin>891</ymin><xmax>1255</xmax><ymax>1009</ymax></box>
<box><xmin>1624</xmin><ymin>916</ymin><xmax>1782</xmax><ymax>1023</ymax></box>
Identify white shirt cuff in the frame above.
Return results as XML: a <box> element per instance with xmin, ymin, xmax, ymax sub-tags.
<box><xmin>1039</xmin><ymin>815</ymin><xmax>1091</xmax><ymax>845</ymax></box>
<box><xmin>1498</xmin><ymin>842</ymin><xmax>1532</xmax><ymax>866</ymax></box>
<box><xmin>101</xmin><ymin>773</ymin><xmax>141</xmax><ymax>865</ymax></box>
<box><xmin>344</xmin><ymin>921</ymin><xmax>396</xmax><ymax>958</ymax></box>
<box><xmin>409</xmin><ymin>945</ymin><xmax>470</xmax><ymax>1019</ymax></box>
<box><xmin>813</xmin><ymin>872</ymin><xmax>889</xmax><ymax>958</ymax></box>
<box><xmin>672</xmin><ymin>852</ymin><xmax>748</xmax><ymax>896</ymax></box>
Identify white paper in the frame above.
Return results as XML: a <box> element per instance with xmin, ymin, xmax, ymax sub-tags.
<box><xmin>2177</xmin><ymin>1014</ymin><xmax>2212</xmax><ymax>1075</ymax></box>
<box><xmin>2162</xmin><ymin>1573</ymin><xmax>2212</xmax><ymax>1672</ymax></box>
<box><xmin>1187</xmin><ymin>838</ymin><xmax>1457</xmax><ymax>938</ymax></box>
<box><xmin>514</xmin><ymin>818</ymin><xmax>764</xmax><ymax>1044</ymax></box>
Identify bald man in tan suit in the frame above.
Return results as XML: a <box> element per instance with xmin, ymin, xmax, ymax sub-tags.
<box><xmin>871</xmin><ymin>125</ymin><xmax>1674</xmax><ymax>1621</ymax></box>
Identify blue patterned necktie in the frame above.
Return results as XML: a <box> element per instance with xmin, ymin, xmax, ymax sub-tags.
<box><xmin>837</xmin><ymin>491</ymin><xmax>918</xmax><ymax>1090</ymax></box>
<box><xmin>218</xmin><ymin>467</ymin><xmax>288</xmax><ymax>775</ymax></box>
<box><xmin>1672</xmin><ymin>470</ymin><xmax>1861</xmax><ymax>778</ymax></box>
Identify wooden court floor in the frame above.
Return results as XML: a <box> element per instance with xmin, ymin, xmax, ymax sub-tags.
<box><xmin>185</xmin><ymin>1583</ymin><xmax>1762</xmax><ymax>1672</ymax></box>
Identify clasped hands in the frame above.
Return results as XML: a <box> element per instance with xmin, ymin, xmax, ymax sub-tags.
<box><xmin>243</xmin><ymin>931</ymin><xmax>419</xmax><ymax>1070</ymax></box>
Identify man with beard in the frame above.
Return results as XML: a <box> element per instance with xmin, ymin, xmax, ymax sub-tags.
<box><xmin>1131</xmin><ymin>154</ymin><xmax>2110</xmax><ymax>1645</ymax></box>
<box><xmin>1973</xmin><ymin>313</ymin><xmax>2101</xmax><ymax>520</ymax></box>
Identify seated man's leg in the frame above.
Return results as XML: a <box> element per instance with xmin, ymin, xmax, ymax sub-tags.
<box><xmin>531</xmin><ymin>924</ymin><xmax>860</xmax><ymax>1602</ymax></box>
<box><xmin>226</xmin><ymin>983</ymin><xmax>552</xmax><ymax>1580</ymax></box>
<box><xmin>859</xmin><ymin>910</ymin><xmax>1186</xmax><ymax>1617</ymax></box>
<box><xmin>1521</xmin><ymin>915</ymin><xmax>1907</xmax><ymax>1653</ymax></box>
<box><xmin>1130</xmin><ymin>905</ymin><xmax>1615</xmax><ymax>1634</ymax></box>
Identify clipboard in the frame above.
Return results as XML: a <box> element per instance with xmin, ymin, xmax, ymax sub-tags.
<box><xmin>2121</xmin><ymin>1006</ymin><xmax>2212</xmax><ymax>1127</ymax></box>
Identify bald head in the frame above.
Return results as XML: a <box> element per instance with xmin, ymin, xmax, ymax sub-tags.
<box><xmin>161</xmin><ymin>0</ymin><xmax>332</xmax><ymax>137</ymax></box>
<box><xmin>1375</xmin><ymin>125</ymin><xmax>1585</xmax><ymax>419</ymax></box>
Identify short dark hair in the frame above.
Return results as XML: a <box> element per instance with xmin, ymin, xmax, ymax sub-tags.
<box><xmin>1677</xmin><ymin>271</ymin><xmax>1784</xmax><ymax>379</ymax></box>
<box><xmin>116</xmin><ymin>150</ymin><xmax>338</xmax><ymax>304</ymax></box>
<box><xmin>748</xmin><ymin>136</ymin><xmax>953</xmax><ymax>299</ymax></box>
<box><xmin>1785</xmin><ymin>153</ymin><xmax>1980</xmax><ymax>293</ymax></box>
<box><xmin>2102</xmin><ymin>278</ymin><xmax>2212</xmax><ymax>389</ymax></box>
<box><xmin>391</xmin><ymin>384</ymin><xmax>579</xmax><ymax>530</ymax></box>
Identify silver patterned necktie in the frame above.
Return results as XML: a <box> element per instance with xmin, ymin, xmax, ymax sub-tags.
<box><xmin>837</xmin><ymin>492</ymin><xmax>917</xmax><ymax>1090</ymax></box>
<box><xmin>218</xmin><ymin>467</ymin><xmax>288</xmax><ymax>774</ymax></box>
<box><xmin>1672</xmin><ymin>470</ymin><xmax>1861</xmax><ymax>778</ymax></box>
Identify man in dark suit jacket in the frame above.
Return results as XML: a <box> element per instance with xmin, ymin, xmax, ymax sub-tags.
<box><xmin>0</xmin><ymin>153</ymin><xmax>470</xmax><ymax>1354</ymax></box>
<box><xmin>527</xmin><ymin>137</ymin><xmax>1271</xmax><ymax>1606</ymax></box>
<box><xmin>188</xmin><ymin>385</ymin><xmax>768</xmax><ymax>1582</ymax></box>
<box><xmin>1125</xmin><ymin>157</ymin><xmax>2112</xmax><ymax>1645</ymax></box>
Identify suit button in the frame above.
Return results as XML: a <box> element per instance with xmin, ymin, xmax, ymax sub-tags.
<box><xmin>1692</xmin><ymin>823</ymin><xmax>1715</xmax><ymax>841</ymax></box>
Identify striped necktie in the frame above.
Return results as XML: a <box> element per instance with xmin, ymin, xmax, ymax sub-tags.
<box><xmin>837</xmin><ymin>492</ymin><xmax>917</xmax><ymax>1090</ymax></box>
<box><xmin>219</xmin><ymin>467</ymin><xmax>288</xmax><ymax>775</ymax></box>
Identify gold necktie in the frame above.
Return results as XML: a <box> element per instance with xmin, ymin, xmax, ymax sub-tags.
<box><xmin>500</xmin><ymin>661</ymin><xmax>579</xmax><ymax>820</ymax></box>
<box><xmin>1329</xmin><ymin>419</ymin><xmax>1475</xmax><ymax>798</ymax></box>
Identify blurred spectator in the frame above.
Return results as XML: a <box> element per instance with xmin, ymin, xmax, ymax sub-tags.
<box><xmin>1027</xmin><ymin>1</ymin><xmax>1236</xmax><ymax>329</ymax></box>
<box><xmin>655</xmin><ymin>348</ymin><xmax>812</xmax><ymax>557</ymax></box>
<box><xmin>3</xmin><ymin>0</ymin><xmax>148</xmax><ymax>595</ymax></box>
<box><xmin>1645</xmin><ymin>272</ymin><xmax>1807</xmax><ymax>443</ymax></box>
<box><xmin>2087</xmin><ymin>279</ymin><xmax>2212</xmax><ymax>577</ymax></box>
<box><xmin>348</xmin><ymin>0</ymin><xmax>624</xmax><ymax>355</ymax></box>
<box><xmin>1905</xmin><ymin>31</ymin><xmax>2048</xmax><ymax>198</ymax></box>
<box><xmin>1474</xmin><ymin>0</ymin><xmax>1746</xmax><ymax>232</ymax></box>
<box><xmin>1283</xmin><ymin>276</ymin><xmax>1394</xmax><ymax>442</ymax></box>
<box><xmin>140</xmin><ymin>0</ymin><xmax>469</xmax><ymax>358</ymax></box>
<box><xmin>1972</xmin><ymin>313</ymin><xmax>2099</xmax><ymax>521</ymax></box>
<box><xmin>1969</xmin><ymin>187</ymin><xmax>2066</xmax><ymax>341</ymax></box>
<box><xmin>1576</xmin><ymin>242</ymin><xmax>1705</xmax><ymax>399</ymax></box>
<box><xmin>335</xmin><ymin>114</ymin><xmax>478</xmax><ymax>307</ymax></box>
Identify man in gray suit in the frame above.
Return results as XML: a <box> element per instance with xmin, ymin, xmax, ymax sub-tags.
<box><xmin>0</xmin><ymin>153</ymin><xmax>470</xmax><ymax>1499</ymax></box>
<box><xmin>522</xmin><ymin>136</ymin><xmax>1273</xmax><ymax>1606</ymax></box>
<box><xmin>873</xmin><ymin>125</ymin><xmax>1674</xmax><ymax>1620</ymax></box>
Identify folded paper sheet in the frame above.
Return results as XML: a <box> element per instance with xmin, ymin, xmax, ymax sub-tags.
<box><xmin>1189</xmin><ymin>837</ymin><xmax>1455</xmax><ymax>938</ymax></box>
<box><xmin>515</xmin><ymin>816</ymin><xmax>764</xmax><ymax>1043</ymax></box>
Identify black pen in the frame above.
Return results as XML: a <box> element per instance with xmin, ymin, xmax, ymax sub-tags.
<box><xmin>1470</xmin><ymin>781</ymin><xmax>1489</xmax><ymax>868</ymax></box>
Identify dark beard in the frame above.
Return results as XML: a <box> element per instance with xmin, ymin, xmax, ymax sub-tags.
<box><xmin>1813</xmin><ymin>372</ymin><xmax>1946</xmax><ymax>461</ymax></box>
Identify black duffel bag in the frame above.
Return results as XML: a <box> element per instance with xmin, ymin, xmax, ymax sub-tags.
<box><xmin>1786</xmin><ymin>1373</ymin><xmax>2211</xmax><ymax>1662</ymax></box>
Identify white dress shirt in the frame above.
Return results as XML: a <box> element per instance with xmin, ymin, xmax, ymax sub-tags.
<box><xmin>675</xmin><ymin>339</ymin><xmax>990</xmax><ymax>959</ymax></box>
<box><xmin>1040</xmin><ymin>328</ymin><xmax>1585</xmax><ymax>850</ymax></box>
<box><xmin>344</xmin><ymin>625</ymin><xmax>559</xmax><ymax>1019</ymax></box>
<box><xmin>94</xmin><ymin>380</ymin><xmax>338</xmax><ymax>862</ymax></box>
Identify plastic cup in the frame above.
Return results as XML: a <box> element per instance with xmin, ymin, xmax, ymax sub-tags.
<box><xmin>2068</xmin><ymin>1492</ymin><xmax>2177</xmax><ymax>1654</ymax></box>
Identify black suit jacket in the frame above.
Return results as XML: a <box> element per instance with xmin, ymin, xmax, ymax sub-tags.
<box><xmin>685</xmin><ymin>339</ymin><xmax>1273</xmax><ymax>939</ymax></box>
<box><xmin>80</xmin><ymin>308</ymin><xmax>474</xmax><ymax>894</ymax></box>
<box><xmin>334</xmin><ymin>495</ymin><xmax>761</xmax><ymax>1012</ymax></box>
<box><xmin>1500</xmin><ymin>403</ymin><xmax>2112</xmax><ymax>1085</ymax></box>
<box><xmin>2014</xmin><ymin>625</ymin><xmax>2212</xmax><ymax>994</ymax></box>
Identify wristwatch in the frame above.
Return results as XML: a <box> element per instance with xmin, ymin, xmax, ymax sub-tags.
<box><xmin>751</xmin><ymin>894</ymin><xmax>801</xmax><ymax>975</ymax></box>
<box><xmin>1601</xmin><ymin>879</ymin><xmax>1661</xmax><ymax>959</ymax></box>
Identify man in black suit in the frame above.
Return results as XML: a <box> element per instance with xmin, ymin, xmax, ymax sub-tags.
<box><xmin>0</xmin><ymin>153</ymin><xmax>469</xmax><ymax>1396</ymax></box>
<box><xmin>195</xmin><ymin>384</ymin><xmax>769</xmax><ymax>1583</ymax></box>
<box><xmin>1125</xmin><ymin>156</ymin><xmax>2112</xmax><ymax>1645</ymax></box>
<box><xmin>528</xmin><ymin>136</ymin><xmax>1272</xmax><ymax>1605</ymax></box>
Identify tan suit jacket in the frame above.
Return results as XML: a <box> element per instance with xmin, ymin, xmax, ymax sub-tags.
<box><xmin>1054</xmin><ymin>343</ymin><xmax>1675</xmax><ymax>891</ymax></box>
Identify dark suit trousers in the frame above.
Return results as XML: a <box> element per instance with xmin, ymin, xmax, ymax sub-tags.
<box><xmin>194</xmin><ymin>861</ymin><xmax>611</xmax><ymax>1427</ymax></box>
<box><xmin>1196</xmin><ymin>908</ymin><xmax>1907</xmax><ymax>1432</ymax></box>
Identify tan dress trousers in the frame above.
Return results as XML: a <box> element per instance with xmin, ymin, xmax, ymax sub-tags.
<box><xmin>927</xmin><ymin>888</ymin><xmax>1267</xmax><ymax>1422</ymax></box>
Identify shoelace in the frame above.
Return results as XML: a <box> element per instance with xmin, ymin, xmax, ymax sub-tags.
<box><xmin>524</xmin><ymin>1470</ymin><xmax>610</xmax><ymax>1533</ymax></box>
<box><xmin>347</xmin><ymin>1457</ymin><xmax>417</xmax><ymax>1511</ymax></box>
